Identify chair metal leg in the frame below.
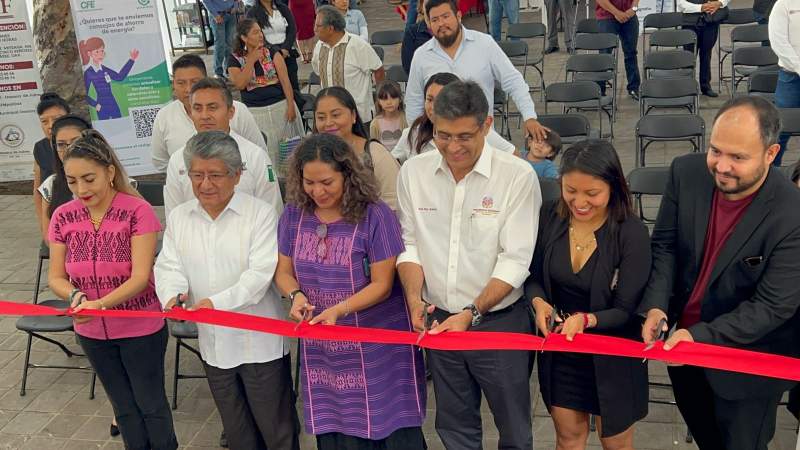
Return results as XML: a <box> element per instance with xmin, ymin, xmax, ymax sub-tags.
<box><xmin>294</xmin><ymin>339</ymin><xmax>301</xmax><ymax>394</ymax></box>
<box><xmin>30</xmin><ymin>332</ymin><xmax>81</xmax><ymax>358</ymax></box>
<box><xmin>589</xmin><ymin>414</ymin><xmax>597</xmax><ymax>432</ymax></box>
<box><xmin>32</xmin><ymin>255</ymin><xmax>44</xmax><ymax>305</ymax></box>
<box><xmin>685</xmin><ymin>429</ymin><xmax>693</xmax><ymax>443</ymax></box>
<box><xmin>172</xmin><ymin>336</ymin><xmax>181</xmax><ymax>410</ymax></box>
<box><xmin>19</xmin><ymin>333</ymin><xmax>33</xmax><ymax>396</ymax></box>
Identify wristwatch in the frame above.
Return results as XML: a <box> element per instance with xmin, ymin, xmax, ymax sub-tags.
<box><xmin>463</xmin><ymin>304</ymin><xmax>483</xmax><ymax>327</ymax></box>
<box><xmin>631</xmin><ymin>6</ymin><xmax>638</xmax><ymax>11</ymax></box>
<box><xmin>288</xmin><ymin>289</ymin><xmax>305</xmax><ymax>302</ymax></box>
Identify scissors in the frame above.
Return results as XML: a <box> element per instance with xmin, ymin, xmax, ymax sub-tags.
<box><xmin>294</xmin><ymin>304</ymin><xmax>312</xmax><ymax>331</ymax></box>
<box><xmin>416</xmin><ymin>301</ymin><xmax>431</xmax><ymax>346</ymax></box>
<box><xmin>643</xmin><ymin>318</ymin><xmax>668</xmax><ymax>361</ymax></box>
<box><xmin>173</xmin><ymin>293</ymin><xmax>186</xmax><ymax>322</ymax></box>
<box><xmin>539</xmin><ymin>308</ymin><xmax>563</xmax><ymax>352</ymax></box>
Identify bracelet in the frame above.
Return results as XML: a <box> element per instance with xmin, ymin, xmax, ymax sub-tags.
<box><xmin>288</xmin><ymin>289</ymin><xmax>305</xmax><ymax>303</ymax></box>
<box><xmin>99</xmin><ymin>299</ymin><xmax>106</xmax><ymax>310</ymax></box>
<box><xmin>583</xmin><ymin>313</ymin><xmax>590</xmax><ymax>329</ymax></box>
<box><xmin>68</xmin><ymin>288</ymin><xmax>80</xmax><ymax>303</ymax></box>
<box><xmin>341</xmin><ymin>299</ymin><xmax>350</xmax><ymax>317</ymax></box>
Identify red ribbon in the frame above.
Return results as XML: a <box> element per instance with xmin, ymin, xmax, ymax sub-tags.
<box><xmin>4</xmin><ymin>300</ymin><xmax>800</xmax><ymax>382</ymax></box>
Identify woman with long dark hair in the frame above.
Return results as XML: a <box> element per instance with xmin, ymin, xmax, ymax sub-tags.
<box><xmin>391</xmin><ymin>72</ymin><xmax>516</xmax><ymax>163</ymax></box>
<box><xmin>313</xmin><ymin>86</ymin><xmax>400</xmax><ymax>210</ymax></box>
<box><xmin>33</xmin><ymin>93</ymin><xmax>70</xmax><ymax>239</ymax></box>
<box><xmin>228</xmin><ymin>18</ymin><xmax>300</xmax><ymax>170</ymax></box>
<box><xmin>526</xmin><ymin>139</ymin><xmax>651</xmax><ymax>450</ymax></box>
<box><xmin>247</xmin><ymin>0</ymin><xmax>301</xmax><ymax>90</ymax></box>
<box><xmin>274</xmin><ymin>133</ymin><xmax>426</xmax><ymax>449</ymax></box>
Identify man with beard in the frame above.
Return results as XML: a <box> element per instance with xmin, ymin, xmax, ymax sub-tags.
<box><xmin>405</xmin><ymin>0</ymin><xmax>548</xmax><ymax>142</ymax></box>
<box><xmin>640</xmin><ymin>95</ymin><xmax>800</xmax><ymax>450</ymax></box>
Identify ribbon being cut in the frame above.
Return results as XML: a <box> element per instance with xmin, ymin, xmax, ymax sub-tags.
<box><xmin>2</xmin><ymin>299</ymin><xmax>799</xmax><ymax>382</ymax></box>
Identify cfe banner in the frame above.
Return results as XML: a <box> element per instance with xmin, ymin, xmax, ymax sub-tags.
<box><xmin>70</xmin><ymin>0</ymin><xmax>172</xmax><ymax>176</ymax></box>
<box><xmin>0</xmin><ymin>0</ymin><xmax>43</xmax><ymax>182</ymax></box>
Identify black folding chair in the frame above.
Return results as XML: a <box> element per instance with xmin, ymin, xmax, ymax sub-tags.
<box><xmin>730</xmin><ymin>45</ymin><xmax>778</xmax><ymax>95</ymax></box>
<box><xmin>635</xmin><ymin>114</ymin><xmax>705</xmax><ymax>167</ymax></box>
<box><xmin>306</xmin><ymin>71</ymin><xmax>321</xmax><ymax>94</ymax></box>
<box><xmin>639</xmin><ymin>77</ymin><xmax>699</xmax><ymax>116</ymax></box>
<box><xmin>565</xmin><ymin>54</ymin><xmax>616</xmax><ymax>137</ymax></box>
<box><xmin>498</xmin><ymin>40</ymin><xmax>530</xmax><ymax>128</ymax></box>
<box><xmin>506</xmin><ymin>22</ymin><xmax>547</xmax><ymax>97</ymax></box>
<box><xmin>718</xmin><ymin>12</ymin><xmax>759</xmax><ymax>89</ymax></box>
<box><xmin>537</xmin><ymin>114</ymin><xmax>594</xmax><ymax>144</ymax></box>
<box><xmin>747</xmin><ymin>69</ymin><xmax>778</xmax><ymax>102</ymax></box>
<box><xmin>544</xmin><ymin>81</ymin><xmax>606</xmax><ymax>139</ymax></box>
<box><xmin>168</xmin><ymin>320</ymin><xmax>205</xmax><ymax>409</ymax></box>
<box><xmin>648</xmin><ymin>29</ymin><xmax>698</xmax><ymax>52</ymax></box>
<box><xmin>16</xmin><ymin>243</ymin><xmax>97</xmax><ymax>398</ymax></box>
<box><xmin>370</xmin><ymin>29</ymin><xmax>404</xmax><ymax>46</ymax></box>
<box><xmin>780</xmin><ymin>108</ymin><xmax>800</xmax><ymax>143</ymax></box>
<box><xmin>628</xmin><ymin>166</ymin><xmax>670</xmax><ymax>223</ymax></box>
<box><xmin>576</xmin><ymin>18</ymin><xmax>600</xmax><ymax>34</ymax></box>
<box><xmin>540</xmin><ymin>177</ymin><xmax>562</xmax><ymax>203</ymax></box>
<box><xmin>643</xmin><ymin>49</ymin><xmax>696</xmax><ymax>80</ymax></box>
<box><xmin>371</xmin><ymin>45</ymin><xmax>385</xmax><ymax>63</ymax></box>
<box><xmin>641</xmin><ymin>12</ymin><xmax>684</xmax><ymax>53</ymax></box>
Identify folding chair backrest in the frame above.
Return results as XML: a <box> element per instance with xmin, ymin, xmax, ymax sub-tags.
<box><xmin>574</xmin><ymin>33</ymin><xmax>618</xmax><ymax>52</ymax></box>
<box><xmin>137</xmin><ymin>180</ymin><xmax>165</xmax><ymax>207</ymax></box>
<box><xmin>780</xmin><ymin>108</ymin><xmax>800</xmax><ymax>135</ymax></box>
<box><xmin>748</xmin><ymin>69</ymin><xmax>778</xmax><ymax>94</ymax></box>
<box><xmin>386</xmin><ymin>65</ymin><xmax>408</xmax><ymax>83</ymax></box>
<box><xmin>642</xmin><ymin>12</ymin><xmax>684</xmax><ymax>30</ymax></box>
<box><xmin>628</xmin><ymin>167</ymin><xmax>670</xmax><ymax>195</ymax></box>
<box><xmin>649</xmin><ymin>29</ymin><xmax>697</xmax><ymax>49</ymax></box>
<box><xmin>731</xmin><ymin>24</ymin><xmax>769</xmax><ymax>44</ymax></box>
<box><xmin>372</xmin><ymin>45</ymin><xmax>385</xmax><ymax>63</ymax></box>
<box><xmin>498</xmin><ymin>40</ymin><xmax>528</xmax><ymax>58</ymax></box>
<box><xmin>732</xmin><ymin>46</ymin><xmax>778</xmax><ymax>68</ymax></box>
<box><xmin>545</xmin><ymin>81</ymin><xmax>602</xmax><ymax>103</ymax></box>
<box><xmin>640</xmin><ymin>77</ymin><xmax>699</xmax><ymax>99</ymax></box>
<box><xmin>370</xmin><ymin>29</ymin><xmax>404</xmax><ymax>46</ymax></box>
<box><xmin>723</xmin><ymin>8</ymin><xmax>757</xmax><ymax>25</ymax></box>
<box><xmin>507</xmin><ymin>22</ymin><xmax>546</xmax><ymax>39</ymax></box>
<box><xmin>644</xmin><ymin>50</ymin><xmax>696</xmax><ymax>71</ymax></box>
<box><xmin>636</xmin><ymin>114</ymin><xmax>705</xmax><ymax>139</ymax></box>
<box><xmin>537</xmin><ymin>114</ymin><xmax>591</xmax><ymax>140</ymax></box>
<box><xmin>576</xmin><ymin>18</ymin><xmax>600</xmax><ymax>34</ymax></box>
<box><xmin>566</xmin><ymin>53</ymin><xmax>615</xmax><ymax>74</ymax></box>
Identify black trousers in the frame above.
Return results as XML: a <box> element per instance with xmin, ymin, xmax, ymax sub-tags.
<box><xmin>668</xmin><ymin>365</ymin><xmax>782</xmax><ymax>450</ymax></box>
<box><xmin>683</xmin><ymin>22</ymin><xmax>720</xmax><ymax>90</ymax></box>
<box><xmin>79</xmin><ymin>324</ymin><xmax>177</xmax><ymax>450</ymax></box>
<box><xmin>427</xmin><ymin>299</ymin><xmax>534</xmax><ymax>450</ymax></box>
<box><xmin>203</xmin><ymin>353</ymin><xmax>299</xmax><ymax>450</ymax></box>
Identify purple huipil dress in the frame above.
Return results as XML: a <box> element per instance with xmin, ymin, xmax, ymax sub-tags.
<box><xmin>278</xmin><ymin>202</ymin><xmax>426</xmax><ymax>440</ymax></box>
<box><xmin>83</xmin><ymin>59</ymin><xmax>135</xmax><ymax>120</ymax></box>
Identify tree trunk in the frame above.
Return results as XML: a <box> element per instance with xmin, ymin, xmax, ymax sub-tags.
<box><xmin>33</xmin><ymin>0</ymin><xmax>88</xmax><ymax>119</ymax></box>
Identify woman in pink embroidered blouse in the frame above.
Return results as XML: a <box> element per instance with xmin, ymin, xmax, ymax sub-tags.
<box><xmin>47</xmin><ymin>130</ymin><xmax>177</xmax><ymax>450</ymax></box>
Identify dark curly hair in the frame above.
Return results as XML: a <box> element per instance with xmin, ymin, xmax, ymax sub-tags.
<box><xmin>285</xmin><ymin>133</ymin><xmax>379</xmax><ymax>223</ymax></box>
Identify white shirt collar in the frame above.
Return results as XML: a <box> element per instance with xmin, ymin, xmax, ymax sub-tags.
<box><xmin>191</xmin><ymin>191</ymin><xmax>245</xmax><ymax>220</ymax></box>
<box><xmin>435</xmin><ymin>140</ymin><xmax>494</xmax><ymax>179</ymax></box>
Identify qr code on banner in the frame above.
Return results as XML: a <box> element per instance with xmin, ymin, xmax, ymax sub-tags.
<box><xmin>131</xmin><ymin>106</ymin><xmax>161</xmax><ymax>139</ymax></box>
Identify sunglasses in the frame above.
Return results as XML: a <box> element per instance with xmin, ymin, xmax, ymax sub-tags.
<box><xmin>316</xmin><ymin>223</ymin><xmax>328</xmax><ymax>259</ymax></box>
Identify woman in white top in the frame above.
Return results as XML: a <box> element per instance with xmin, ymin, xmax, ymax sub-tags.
<box><xmin>391</xmin><ymin>72</ymin><xmax>518</xmax><ymax>163</ymax></box>
<box><xmin>248</xmin><ymin>0</ymin><xmax>301</xmax><ymax>91</ymax></box>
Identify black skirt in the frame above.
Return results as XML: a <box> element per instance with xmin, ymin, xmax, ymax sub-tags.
<box><xmin>316</xmin><ymin>427</ymin><xmax>427</xmax><ymax>450</ymax></box>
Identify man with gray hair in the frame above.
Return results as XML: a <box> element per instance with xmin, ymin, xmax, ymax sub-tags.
<box><xmin>311</xmin><ymin>5</ymin><xmax>385</xmax><ymax>122</ymax></box>
<box><xmin>155</xmin><ymin>131</ymin><xmax>299</xmax><ymax>450</ymax></box>
<box><xmin>397</xmin><ymin>80</ymin><xmax>540</xmax><ymax>449</ymax></box>
<box><xmin>164</xmin><ymin>77</ymin><xmax>283</xmax><ymax>217</ymax></box>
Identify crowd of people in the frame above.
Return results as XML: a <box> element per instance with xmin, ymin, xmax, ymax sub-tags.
<box><xmin>25</xmin><ymin>0</ymin><xmax>800</xmax><ymax>449</ymax></box>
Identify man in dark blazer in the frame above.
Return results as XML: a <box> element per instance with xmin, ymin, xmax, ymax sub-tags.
<box><xmin>640</xmin><ymin>95</ymin><xmax>800</xmax><ymax>450</ymax></box>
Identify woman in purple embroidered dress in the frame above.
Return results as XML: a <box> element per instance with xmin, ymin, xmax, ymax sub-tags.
<box><xmin>79</xmin><ymin>37</ymin><xmax>138</xmax><ymax>120</ymax></box>
<box><xmin>275</xmin><ymin>133</ymin><xmax>426</xmax><ymax>449</ymax></box>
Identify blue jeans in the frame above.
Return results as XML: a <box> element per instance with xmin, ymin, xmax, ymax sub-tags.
<box><xmin>598</xmin><ymin>17</ymin><xmax>640</xmax><ymax>92</ymax></box>
<box><xmin>405</xmin><ymin>0</ymin><xmax>418</xmax><ymax>31</ymax></box>
<box><xmin>775</xmin><ymin>69</ymin><xmax>800</xmax><ymax>166</ymax></box>
<box><xmin>489</xmin><ymin>0</ymin><xmax>520</xmax><ymax>41</ymax></box>
<box><xmin>211</xmin><ymin>12</ymin><xmax>236</xmax><ymax>77</ymax></box>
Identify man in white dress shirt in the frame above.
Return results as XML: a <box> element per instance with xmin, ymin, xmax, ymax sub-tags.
<box><xmin>311</xmin><ymin>6</ymin><xmax>385</xmax><ymax>123</ymax></box>
<box><xmin>154</xmin><ymin>131</ymin><xmax>298</xmax><ymax>450</ymax></box>
<box><xmin>405</xmin><ymin>0</ymin><xmax>548</xmax><ymax>142</ymax></box>
<box><xmin>397</xmin><ymin>81</ymin><xmax>540</xmax><ymax>449</ymax></box>
<box><xmin>163</xmin><ymin>77</ymin><xmax>283</xmax><ymax>217</ymax></box>
<box><xmin>150</xmin><ymin>54</ymin><xmax>267</xmax><ymax>173</ymax></box>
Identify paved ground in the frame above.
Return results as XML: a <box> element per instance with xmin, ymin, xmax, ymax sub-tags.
<box><xmin>0</xmin><ymin>0</ymin><xmax>797</xmax><ymax>448</ymax></box>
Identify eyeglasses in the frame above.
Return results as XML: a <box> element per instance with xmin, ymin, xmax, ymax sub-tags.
<box><xmin>316</xmin><ymin>223</ymin><xmax>328</xmax><ymax>259</ymax></box>
<box><xmin>433</xmin><ymin>126</ymin><xmax>482</xmax><ymax>145</ymax></box>
<box><xmin>188</xmin><ymin>171</ymin><xmax>229</xmax><ymax>183</ymax></box>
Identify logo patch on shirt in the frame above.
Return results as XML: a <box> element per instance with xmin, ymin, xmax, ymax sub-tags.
<box><xmin>267</xmin><ymin>164</ymin><xmax>275</xmax><ymax>182</ymax></box>
<box><xmin>482</xmin><ymin>196</ymin><xmax>493</xmax><ymax>209</ymax></box>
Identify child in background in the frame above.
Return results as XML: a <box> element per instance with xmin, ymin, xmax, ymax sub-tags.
<box><xmin>370</xmin><ymin>80</ymin><xmax>407</xmax><ymax>152</ymax></box>
<box><xmin>524</xmin><ymin>130</ymin><xmax>562</xmax><ymax>179</ymax></box>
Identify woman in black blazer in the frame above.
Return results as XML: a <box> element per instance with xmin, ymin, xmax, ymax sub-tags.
<box><xmin>525</xmin><ymin>139</ymin><xmax>651</xmax><ymax>450</ymax></box>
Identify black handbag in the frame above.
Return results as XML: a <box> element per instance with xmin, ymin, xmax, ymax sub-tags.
<box><xmin>683</xmin><ymin>0</ymin><xmax>729</xmax><ymax>26</ymax></box>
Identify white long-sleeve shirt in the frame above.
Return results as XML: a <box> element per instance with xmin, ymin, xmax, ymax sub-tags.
<box><xmin>391</xmin><ymin>125</ymin><xmax>517</xmax><ymax>162</ymax></box>
<box><xmin>675</xmin><ymin>0</ymin><xmax>730</xmax><ymax>14</ymax></box>
<box><xmin>151</xmin><ymin>99</ymin><xmax>267</xmax><ymax>173</ymax></box>
<box><xmin>768</xmin><ymin>0</ymin><xmax>800</xmax><ymax>75</ymax></box>
<box><xmin>154</xmin><ymin>192</ymin><xmax>287</xmax><ymax>369</ymax></box>
<box><xmin>405</xmin><ymin>27</ymin><xmax>538</xmax><ymax>125</ymax></box>
<box><xmin>163</xmin><ymin>131</ymin><xmax>283</xmax><ymax>218</ymax></box>
<box><xmin>396</xmin><ymin>143</ymin><xmax>541</xmax><ymax>313</ymax></box>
